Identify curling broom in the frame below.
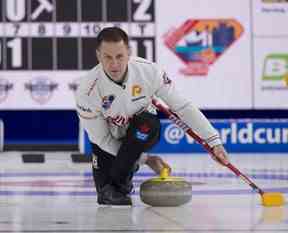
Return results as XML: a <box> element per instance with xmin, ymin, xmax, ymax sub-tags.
<box><xmin>152</xmin><ymin>98</ymin><xmax>285</xmax><ymax>207</ymax></box>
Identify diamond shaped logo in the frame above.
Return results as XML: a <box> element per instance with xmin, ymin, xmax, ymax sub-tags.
<box><xmin>163</xmin><ymin>19</ymin><xmax>244</xmax><ymax>76</ymax></box>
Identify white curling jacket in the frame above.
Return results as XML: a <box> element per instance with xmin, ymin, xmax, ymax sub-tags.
<box><xmin>75</xmin><ymin>57</ymin><xmax>221</xmax><ymax>156</ymax></box>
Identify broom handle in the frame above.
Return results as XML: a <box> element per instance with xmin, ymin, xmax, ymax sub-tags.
<box><xmin>152</xmin><ymin>99</ymin><xmax>264</xmax><ymax>195</ymax></box>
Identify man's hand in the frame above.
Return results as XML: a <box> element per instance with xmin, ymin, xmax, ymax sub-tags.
<box><xmin>211</xmin><ymin>144</ymin><xmax>229</xmax><ymax>166</ymax></box>
<box><xmin>145</xmin><ymin>155</ymin><xmax>172</xmax><ymax>175</ymax></box>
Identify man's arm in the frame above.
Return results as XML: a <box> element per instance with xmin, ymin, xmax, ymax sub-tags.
<box><xmin>153</xmin><ymin>70</ymin><xmax>229</xmax><ymax>165</ymax></box>
<box><xmin>78</xmin><ymin>112</ymin><xmax>122</xmax><ymax>156</ymax></box>
<box><xmin>75</xmin><ymin>87</ymin><xmax>122</xmax><ymax>156</ymax></box>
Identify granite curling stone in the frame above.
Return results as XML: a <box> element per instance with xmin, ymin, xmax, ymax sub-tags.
<box><xmin>140</xmin><ymin>168</ymin><xmax>192</xmax><ymax>206</ymax></box>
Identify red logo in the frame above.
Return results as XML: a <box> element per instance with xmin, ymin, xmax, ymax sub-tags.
<box><xmin>139</xmin><ymin>123</ymin><xmax>150</xmax><ymax>133</ymax></box>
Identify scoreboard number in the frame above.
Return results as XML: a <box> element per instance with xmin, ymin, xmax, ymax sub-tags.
<box><xmin>81</xmin><ymin>23</ymin><xmax>102</xmax><ymax>37</ymax></box>
<box><xmin>12</xmin><ymin>24</ymin><xmax>21</xmax><ymax>35</ymax></box>
<box><xmin>6</xmin><ymin>0</ymin><xmax>26</xmax><ymax>22</ymax></box>
<box><xmin>0</xmin><ymin>38</ymin><xmax>24</xmax><ymax>68</ymax></box>
<box><xmin>0</xmin><ymin>0</ymin><xmax>156</xmax><ymax>71</ymax></box>
<box><xmin>63</xmin><ymin>24</ymin><xmax>72</xmax><ymax>36</ymax></box>
<box><xmin>133</xmin><ymin>0</ymin><xmax>152</xmax><ymax>21</ymax></box>
<box><xmin>7</xmin><ymin>38</ymin><xmax>22</xmax><ymax>68</ymax></box>
<box><xmin>130</xmin><ymin>39</ymin><xmax>154</xmax><ymax>62</ymax></box>
<box><xmin>38</xmin><ymin>24</ymin><xmax>46</xmax><ymax>36</ymax></box>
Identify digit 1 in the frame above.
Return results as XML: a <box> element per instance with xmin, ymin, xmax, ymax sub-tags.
<box><xmin>143</xmin><ymin>40</ymin><xmax>153</xmax><ymax>61</ymax></box>
<box><xmin>7</xmin><ymin>38</ymin><xmax>22</xmax><ymax>67</ymax></box>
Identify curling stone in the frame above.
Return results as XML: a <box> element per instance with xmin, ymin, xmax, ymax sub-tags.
<box><xmin>140</xmin><ymin>168</ymin><xmax>192</xmax><ymax>206</ymax></box>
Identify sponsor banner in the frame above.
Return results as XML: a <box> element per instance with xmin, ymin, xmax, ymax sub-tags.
<box><xmin>0</xmin><ymin>71</ymin><xmax>83</xmax><ymax>109</ymax></box>
<box><xmin>150</xmin><ymin>119</ymin><xmax>288</xmax><ymax>153</ymax></box>
<box><xmin>81</xmin><ymin>119</ymin><xmax>288</xmax><ymax>155</ymax></box>
<box><xmin>156</xmin><ymin>0</ymin><xmax>252</xmax><ymax>109</ymax></box>
<box><xmin>253</xmin><ymin>38</ymin><xmax>288</xmax><ymax>108</ymax></box>
<box><xmin>253</xmin><ymin>0</ymin><xmax>288</xmax><ymax>36</ymax></box>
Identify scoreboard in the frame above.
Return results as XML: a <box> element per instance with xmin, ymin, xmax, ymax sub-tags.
<box><xmin>1</xmin><ymin>0</ymin><xmax>286</xmax><ymax>110</ymax></box>
<box><xmin>0</xmin><ymin>0</ymin><xmax>156</xmax><ymax>70</ymax></box>
<box><xmin>0</xmin><ymin>0</ymin><xmax>155</xmax><ymax>109</ymax></box>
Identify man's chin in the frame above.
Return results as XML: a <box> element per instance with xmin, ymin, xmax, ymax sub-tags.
<box><xmin>110</xmin><ymin>76</ymin><xmax>123</xmax><ymax>83</ymax></box>
<box><xmin>113</xmin><ymin>74</ymin><xmax>125</xmax><ymax>81</ymax></box>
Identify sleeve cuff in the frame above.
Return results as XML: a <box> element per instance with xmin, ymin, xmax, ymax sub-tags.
<box><xmin>205</xmin><ymin>135</ymin><xmax>222</xmax><ymax>148</ymax></box>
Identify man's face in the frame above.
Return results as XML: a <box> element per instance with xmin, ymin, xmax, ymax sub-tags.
<box><xmin>96</xmin><ymin>40</ymin><xmax>130</xmax><ymax>82</ymax></box>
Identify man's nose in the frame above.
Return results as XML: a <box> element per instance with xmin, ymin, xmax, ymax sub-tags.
<box><xmin>110</xmin><ymin>58</ymin><xmax>119</xmax><ymax>66</ymax></box>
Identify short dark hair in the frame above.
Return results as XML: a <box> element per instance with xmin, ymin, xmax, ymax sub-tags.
<box><xmin>96</xmin><ymin>27</ymin><xmax>129</xmax><ymax>50</ymax></box>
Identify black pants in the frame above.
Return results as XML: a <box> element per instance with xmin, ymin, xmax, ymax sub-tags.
<box><xmin>91</xmin><ymin>111</ymin><xmax>161</xmax><ymax>194</ymax></box>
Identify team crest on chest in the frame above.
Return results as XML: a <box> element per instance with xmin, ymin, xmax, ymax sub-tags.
<box><xmin>102</xmin><ymin>95</ymin><xmax>115</xmax><ymax>110</ymax></box>
<box><xmin>132</xmin><ymin>85</ymin><xmax>142</xmax><ymax>97</ymax></box>
<box><xmin>131</xmin><ymin>84</ymin><xmax>146</xmax><ymax>102</ymax></box>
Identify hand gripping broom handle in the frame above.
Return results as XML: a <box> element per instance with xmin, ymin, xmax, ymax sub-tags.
<box><xmin>152</xmin><ymin>99</ymin><xmax>264</xmax><ymax>195</ymax></box>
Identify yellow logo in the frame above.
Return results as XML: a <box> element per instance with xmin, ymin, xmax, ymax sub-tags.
<box><xmin>132</xmin><ymin>85</ymin><xmax>142</xmax><ymax>97</ymax></box>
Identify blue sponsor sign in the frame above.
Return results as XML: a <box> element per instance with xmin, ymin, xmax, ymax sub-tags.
<box><xmin>150</xmin><ymin>119</ymin><xmax>288</xmax><ymax>153</ymax></box>
<box><xmin>81</xmin><ymin>119</ymin><xmax>288</xmax><ymax>154</ymax></box>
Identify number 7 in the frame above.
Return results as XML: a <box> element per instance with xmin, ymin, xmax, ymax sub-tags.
<box><xmin>13</xmin><ymin>24</ymin><xmax>21</xmax><ymax>35</ymax></box>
